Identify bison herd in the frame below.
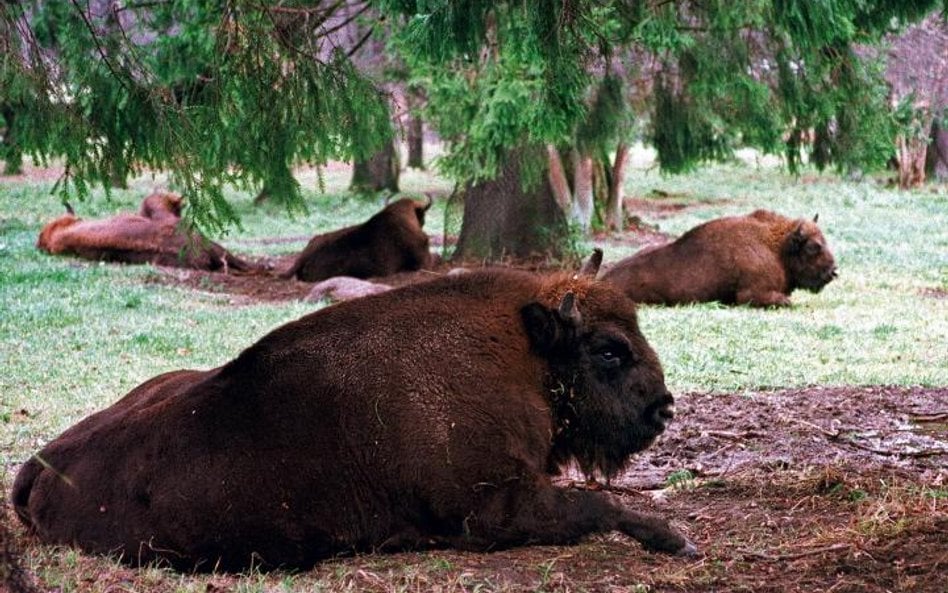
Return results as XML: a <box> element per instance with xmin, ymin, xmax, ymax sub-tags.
<box><xmin>15</xmin><ymin>190</ymin><xmax>840</xmax><ymax>571</ymax></box>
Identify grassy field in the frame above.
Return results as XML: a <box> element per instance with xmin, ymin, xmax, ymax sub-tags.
<box><xmin>1</xmin><ymin>153</ymin><xmax>946</xmax><ymax>591</ymax></box>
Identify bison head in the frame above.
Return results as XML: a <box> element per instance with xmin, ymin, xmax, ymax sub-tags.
<box><xmin>521</xmin><ymin>259</ymin><xmax>673</xmax><ymax>481</ymax></box>
<box><xmin>782</xmin><ymin>215</ymin><xmax>838</xmax><ymax>293</ymax></box>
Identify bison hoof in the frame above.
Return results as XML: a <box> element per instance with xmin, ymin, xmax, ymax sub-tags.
<box><xmin>676</xmin><ymin>539</ymin><xmax>700</xmax><ymax>558</ymax></box>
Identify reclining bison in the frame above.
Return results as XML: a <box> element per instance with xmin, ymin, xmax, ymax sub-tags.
<box><xmin>283</xmin><ymin>197</ymin><xmax>432</xmax><ymax>282</ymax></box>
<box><xmin>36</xmin><ymin>191</ymin><xmax>256</xmax><ymax>273</ymax></box>
<box><xmin>601</xmin><ymin>210</ymin><xmax>838</xmax><ymax>307</ymax></box>
<box><xmin>12</xmin><ymin>255</ymin><xmax>695</xmax><ymax>571</ymax></box>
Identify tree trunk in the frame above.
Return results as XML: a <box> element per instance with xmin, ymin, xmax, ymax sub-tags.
<box><xmin>926</xmin><ymin>119</ymin><xmax>948</xmax><ymax>181</ymax></box>
<box><xmin>896</xmin><ymin>134</ymin><xmax>928</xmax><ymax>188</ymax></box>
<box><xmin>546</xmin><ymin>145</ymin><xmax>572</xmax><ymax>213</ymax></box>
<box><xmin>605</xmin><ymin>143</ymin><xmax>629</xmax><ymax>231</ymax></box>
<box><xmin>406</xmin><ymin>88</ymin><xmax>425</xmax><ymax>170</ymax></box>
<box><xmin>571</xmin><ymin>150</ymin><xmax>594</xmax><ymax>231</ymax></box>
<box><xmin>351</xmin><ymin>140</ymin><xmax>400</xmax><ymax>194</ymax></box>
<box><xmin>1</xmin><ymin>104</ymin><xmax>23</xmax><ymax>176</ymax></box>
<box><xmin>454</xmin><ymin>147</ymin><xmax>569</xmax><ymax>261</ymax></box>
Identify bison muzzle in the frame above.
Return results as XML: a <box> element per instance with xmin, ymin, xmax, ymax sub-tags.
<box><xmin>601</xmin><ymin>209</ymin><xmax>838</xmax><ymax>307</ymax></box>
<box><xmin>12</xmin><ymin>255</ymin><xmax>695</xmax><ymax>571</ymax></box>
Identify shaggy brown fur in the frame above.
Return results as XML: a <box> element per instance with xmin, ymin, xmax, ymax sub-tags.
<box><xmin>283</xmin><ymin>197</ymin><xmax>432</xmax><ymax>282</ymax></box>
<box><xmin>36</xmin><ymin>193</ymin><xmax>255</xmax><ymax>273</ymax></box>
<box><xmin>137</xmin><ymin>190</ymin><xmax>183</xmax><ymax>223</ymax></box>
<box><xmin>601</xmin><ymin>210</ymin><xmax>838</xmax><ymax>307</ymax></box>
<box><xmin>12</xmin><ymin>261</ymin><xmax>694</xmax><ymax>571</ymax></box>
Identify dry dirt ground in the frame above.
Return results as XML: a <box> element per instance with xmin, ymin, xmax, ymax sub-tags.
<box><xmin>4</xmin><ymin>386</ymin><xmax>945</xmax><ymax>592</ymax></box>
<box><xmin>3</xmin><ymin>199</ymin><xmax>946</xmax><ymax>592</ymax></box>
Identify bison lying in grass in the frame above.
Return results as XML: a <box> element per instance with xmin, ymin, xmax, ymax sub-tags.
<box><xmin>283</xmin><ymin>197</ymin><xmax>432</xmax><ymax>282</ymax></box>
<box><xmin>601</xmin><ymin>210</ymin><xmax>838</xmax><ymax>307</ymax></box>
<box><xmin>12</xmin><ymin>254</ymin><xmax>695</xmax><ymax>571</ymax></box>
<box><xmin>36</xmin><ymin>191</ymin><xmax>256</xmax><ymax>273</ymax></box>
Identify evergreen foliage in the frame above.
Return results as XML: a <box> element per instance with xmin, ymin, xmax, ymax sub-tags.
<box><xmin>0</xmin><ymin>0</ymin><xmax>391</xmax><ymax>230</ymax></box>
<box><xmin>0</xmin><ymin>0</ymin><xmax>942</xmax><ymax>232</ymax></box>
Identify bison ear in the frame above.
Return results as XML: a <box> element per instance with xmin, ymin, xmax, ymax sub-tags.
<box><xmin>415</xmin><ymin>194</ymin><xmax>433</xmax><ymax>227</ymax></box>
<box><xmin>521</xmin><ymin>292</ymin><xmax>581</xmax><ymax>355</ymax></box>
<box><xmin>577</xmin><ymin>248</ymin><xmax>603</xmax><ymax>278</ymax></box>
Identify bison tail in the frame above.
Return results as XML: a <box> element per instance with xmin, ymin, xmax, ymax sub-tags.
<box><xmin>10</xmin><ymin>457</ymin><xmax>43</xmax><ymax>529</ymax></box>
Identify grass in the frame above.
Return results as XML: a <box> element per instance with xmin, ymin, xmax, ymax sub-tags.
<box><xmin>1</xmin><ymin>150</ymin><xmax>946</xmax><ymax>591</ymax></box>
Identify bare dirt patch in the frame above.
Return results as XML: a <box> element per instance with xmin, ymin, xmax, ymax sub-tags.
<box><xmin>4</xmin><ymin>386</ymin><xmax>945</xmax><ymax>592</ymax></box>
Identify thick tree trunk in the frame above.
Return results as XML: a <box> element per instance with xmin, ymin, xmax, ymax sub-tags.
<box><xmin>351</xmin><ymin>140</ymin><xmax>400</xmax><ymax>194</ymax></box>
<box><xmin>605</xmin><ymin>142</ymin><xmax>629</xmax><ymax>231</ymax></box>
<box><xmin>454</xmin><ymin>148</ymin><xmax>568</xmax><ymax>261</ymax></box>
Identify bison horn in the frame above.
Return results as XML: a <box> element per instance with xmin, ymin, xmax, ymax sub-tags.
<box><xmin>64</xmin><ymin>201</ymin><xmax>75</xmax><ymax>215</ymax></box>
<box><xmin>558</xmin><ymin>291</ymin><xmax>582</xmax><ymax>326</ymax></box>
<box><xmin>578</xmin><ymin>248</ymin><xmax>603</xmax><ymax>278</ymax></box>
<box><xmin>421</xmin><ymin>193</ymin><xmax>433</xmax><ymax>211</ymax></box>
<box><xmin>812</xmin><ymin>213</ymin><xmax>819</xmax><ymax>223</ymax></box>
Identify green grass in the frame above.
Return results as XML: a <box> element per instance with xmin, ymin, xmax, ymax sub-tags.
<box><xmin>0</xmin><ymin>152</ymin><xmax>946</xmax><ymax>590</ymax></box>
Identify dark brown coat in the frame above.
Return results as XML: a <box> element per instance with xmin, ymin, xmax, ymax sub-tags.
<box><xmin>601</xmin><ymin>210</ymin><xmax>838</xmax><ymax>307</ymax></box>
<box><xmin>12</xmin><ymin>264</ymin><xmax>694</xmax><ymax>571</ymax></box>
<box><xmin>283</xmin><ymin>197</ymin><xmax>432</xmax><ymax>282</ymax></box>
<box><xmin>36</xmin><ymin>192</ymin><xmax>255</xmax><ymax>273</ymax></box>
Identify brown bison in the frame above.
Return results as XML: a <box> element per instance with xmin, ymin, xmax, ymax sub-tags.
<box><xmin>283</xmin><ymin>197</ymin><xmax>432</xmax><ymax>282</ymax></box>
<box><xmin>12</xmin><ymin>254</ymin><xmax>695</xmax><ymax>571</ymax></box>
<box><xmin>600</xmin><ymin>210</ymin><xmax>838</xmax><ymax>307</ymax></box>
<box><xmin>36</xmin><ymin>191</ymin><xmax>256</xmax><ymax>273</ymax></box>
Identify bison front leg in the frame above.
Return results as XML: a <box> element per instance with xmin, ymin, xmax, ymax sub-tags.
<box><xmin>736</xmin><ymin>288</ymin><xmax>792</xmax><ymax>308</ymax></box>
<box><xmin>453</xmin><ymin>483</ymin><xmax>697</xmax><ymax>556</ymax></box>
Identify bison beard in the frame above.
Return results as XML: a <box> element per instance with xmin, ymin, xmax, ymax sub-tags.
<box><xmin>284</xmin><ymin>197</ymin><xmax>432</xmax><ymax>282</ymax></box>
<box><xmin>12</xmin><ymin>263</ymin><xmax>695</xmax><ymax>571</ymax></box>
<box><xmin>600</xmin><ymin>210</ymin><xmax>838</xmax><ymax>307</ymax></box>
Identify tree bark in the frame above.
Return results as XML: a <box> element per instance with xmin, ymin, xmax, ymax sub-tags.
<box><xmin>351</xmin><ymin>140</ymin><xmax>400</xmax><ymax>194</ymax></box>
<box><xmin>546</xmin><ymin>145</ymin><xmax>572</xmax><ymax>213</ymax></box>
<box><xmin>896</xmin><ymin>134</ymin><xmax>929</xmax><ymax>188</ymax></box>
<box><xmin>605</xmin><ymin>143</ymin><xmax>629</xmax><ymax>231</ymax></box>
<box><xmin>571</xmin><ymin>150</ymin><xmax>594</xmax><ymax>231</ymax></box>
<box><xmin>1</xmin><ymin>104</ymin><xmax>23</xmax><ymax>176</ymax></box>
<box><xmin>406</xmin><ymin>88</ymin><xmax>425</xmax><ymax>170</ymax></box>
<box><xmin>454</xmin><ymin>147</ymin><xmax>569</xmax><ymax>261</ymax></box>
<box><xmin>926</xmin><ymin>119</ymin><xmax>948</xmax><ymax>181</ymax></box>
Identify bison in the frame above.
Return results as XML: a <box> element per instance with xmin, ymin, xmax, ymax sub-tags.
<box><xmin>36</xmin><ymin>191</ymin><xmax>256</xmax><ymax>273</ymax></box>
<box><xmin>12</xmin><ymin>254</ymin><xmax>695</xmax><ymax>571</ymax></box>
<box><xmin>600</xmin><ymin>210</ymin><xmax>838</xmax><ymax>307</ymax></box>
<box><xmin>283</xmin><ymin>197</ymin><xmax>432</xmax><ymax>282</ymax></box>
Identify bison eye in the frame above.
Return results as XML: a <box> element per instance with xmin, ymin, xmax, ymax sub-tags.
<box><xmin>805</xmin><ymin>242</ymin><xmax>822</xmax><ymax>256</ymax></box>
<box><xmin>591</xmin><ymin>339</ymin><xmax>631</xmax><ymax>369</ymax></box>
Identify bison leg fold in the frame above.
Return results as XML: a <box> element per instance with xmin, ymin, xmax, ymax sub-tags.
<box><xmin>736</xmin><ymin>288</ymin><xmax>792</xmax><ymax>308</ymax></box>
<box><xmin>452</xmin><ymin>483</ymin><xmax>696</xmax><ymax>556</ymax></box>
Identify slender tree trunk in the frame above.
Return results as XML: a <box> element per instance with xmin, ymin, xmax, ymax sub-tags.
<box><xmin>406</xmin><ymin>88</ymin><xmax>425</xmax><ymax>170</ymax></box>
<box><xmin>1</xmin><ymin>104</ymin><xmax>23</xmax><ymax>176</ymax></box>
<box><xmin>351</xmin><ymin>140</ymin><xmax>400</xmax><ymax>194</ymax></box>
<box><xmin>454</xmin><ymin>147</ymin><xmax>568</xmax><ymax>261</ymax></box>
<box><xmin>571</xmin><ymin>150</ymin><xmax>594</xmax><ymax>231</ymax></box>
<box><xmin>605</xmin><ymin>142</ymin><xmax>629</xmax><ymax>231</ymax></box>
<box><xmin>546</xmin><ymin>145</ymin><xmax>572</xmax><ymax>213</ymax></box>
<box><xmin>896</xmin><ymin>134</ymin><xmax>928</xmax><ymax>188</ymax></box>
<box><xmin>926</xmin><ymin>119</ymin><xmax>948</xmax><ymax>180</ymax></box>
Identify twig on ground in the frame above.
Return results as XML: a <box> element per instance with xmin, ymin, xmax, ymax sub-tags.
<box><xmin>790</xmin><ymin>418</ymin><xmax>947</xmax><ymax>458</ymax></box>
<box><xmin>738</xmin><ymin>543</ymin><xmax>850</xmax><ymax>562</ymax></box>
